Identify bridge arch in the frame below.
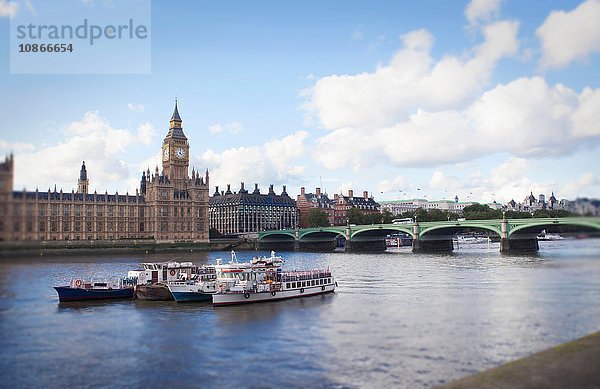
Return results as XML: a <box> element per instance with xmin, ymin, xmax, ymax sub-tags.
<box><xmin>258</xmin><ymin>231</ymin><xmax>295</xmax><ymax>241</ymax></box>
<box><xmin>419</xmin><ymin>223</ymin><xmax>502</xmax><ymax>239</ymax></box>
<box><xmin>508</xmin><ymin>218</ymin><xmax>600</xmax><ymax>237</ymax></box>
<box><xmin>350</xmin><ymin>225</ymin><xmax>414</xmax><ymax>240</ymax></box>
<box><xmin>298</xmin><ymin>228</ymin><xmax>345</xmax><ymax>241</ymax></box>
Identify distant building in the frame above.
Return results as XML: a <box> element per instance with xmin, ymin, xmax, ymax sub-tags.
<box><xmin>380</xmin><ymin>196</ymin><xmax>474</xmax><ymax>216</ymax></box>
<box><xmin>572</xmin><ymin>198</ymin><xmax>600</xmax><ymax>216</ymax></box>
<box><xmin>332</xmin><ymin>190</ymin><xmax>380</xmax><ymax>226</ymax></box>
<box><xmin>209</xmin><ymin>183</ymin><xmax>298</xmax><ymax>234</ymax></box>
<box><xmin>506</xmin><ymin>191</ymin><xmax>570</xmax><ymax>212</ymax></box>
<box><xmin>296</xmin><ymin>187</ymin><xmax>335</xmax><ymax>227</ymax></box>
<box><xmin>0</xmin><ymin>102</ymin><xmax>210</xmax><ymax>243</ymax></box>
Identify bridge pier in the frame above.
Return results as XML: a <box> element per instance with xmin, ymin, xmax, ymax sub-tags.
<box><xmin>258</xmin><ymin>240</ymin><xmax>296</xmax><ymax>251</ymax></box>
<box><xmin>500</xmin><ymin>238</ymin><xmax>539</xmax><ymax>253</ymax></box>
<box><xmin>345</xmin><ymin>240</ymin><xmax>387</xmax><ymax>252</ymax></box>
<box><xmin>412</xmin><ymin>239</ymin><xmax>454</xmax><ymax>253</ymax></box>
<box><xmin>297</xmin><ymin>240</ymin><xmax>336</xmax><ymax>252</ymax></box>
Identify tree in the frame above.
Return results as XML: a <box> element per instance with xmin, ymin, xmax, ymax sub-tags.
<box><xmin>380</xmin><ymin>210</ymin><xmax>394</xmax><ymax>224</ymax></box>
<box><xmin>462</xmin><ymin>203</ymin><xmax>502</xmax><ymax>220</ymax></box>
<box><xmin>307</xmin><ymin>208</ymin><xmax>330</xmax><ymax>227</ymax></box>
<box><xmin>346</xmin><ymin>207</ymin><xmax>364</xmax><ymax>225</ymax></box>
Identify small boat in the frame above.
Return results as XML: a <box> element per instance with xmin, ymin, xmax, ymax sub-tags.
<box><xmin>212</xmin><ymin>252</ymin><xmax>336</xmax><ymax>307</ymax></box>
<box><xmin>134</xmin><ymin>284</ymin><xmax>174</xmax><ymax>301</ymax></box>
<box><xmin>537</xmin><ymin>230</ymin><xmax>565</xmax><ymax>241</ymax></box>
<box><xmin>54</xmin><ymin>278</ymin><xmax>134</xmax><ymax>302</ymax></box>
<box><xmin>168</xmin><ymin>267</ymin><xmax>218</xmax><ymax>302</ymax></box>
<box><xmin>128</xmin><ymin>261</ymin><xmax>198</xmax><ymax>301</ymax></box>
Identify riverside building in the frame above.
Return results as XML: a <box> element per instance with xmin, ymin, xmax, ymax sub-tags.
<box><xmin>209</xmin><ymin>183</ymin><xmax>298</xmax><ymax>235</ymax></box>
<box><xmin>0</xmin><ymin>102</ymin><xmax>210</xmax><ymax>243</ymax></box>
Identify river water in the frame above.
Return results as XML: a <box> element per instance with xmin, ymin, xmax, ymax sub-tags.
<box><xmin>1</xmin><ymin>239</ymin><xmax>599</xmax><ymax>388</ymax></box>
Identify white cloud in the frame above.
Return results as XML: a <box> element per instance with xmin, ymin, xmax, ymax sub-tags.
<box><xmin>351</xmin><ymin>27</ymin><xmax>363</xmax><ymax>41</ymax></box>
<box><xmin>465</xmin><ymin>0</ymin><xmax>502</xmax><ymax>26</ymax></box>
<box><xmin>128</xmin><ymin>103</ymin><xmax>145</xmax><ymax>112</ymax></box>
<box><xmin>307</xmin><ymin>21</ymin><xmax>519</xmax><ymax>131</ymax></box>
<box><xmin>425</xmin><ymin>157</ymin><xmax>558</xmax><ymax>204</ymax></box>
<box><xmin>0</xmin><ymin>0</ymin><xmax>17</xmax><ymax>17</ymax></box>
<box><xmin>313</xmin><ymin>74</ymin><xmax>600</xmax><ymax>170</ymax></box>
<box><xmin>208</xmin><ymin>122</ymin><xmax>244</xmax><ymax>135</ymax></box>
<box><xmin>12</xmin><ymin>111</ymin><xmax>153</xmax><ymax>193</ymax></box>
<box><xmin>560</xmin><ymin>172</ymin><xmax>600</xmax><ymax>198</ymax></box>
<box><xmin>378</xmin><ymin>175</ymin><xmax>406</xmax><ymax>194</ymax></box>
<box><xmin>0</xmin><ymin>140</ymin><xmax>35</xmax><ymax>153</ymax></box>
<box><xmin>429</xmin><ymin>171</ymin><xmax>462</xmax><ymax>190</ymax></box>
<box><xmin>571</xmin><ymin>87</ymin><xmax>600</xmax><ymax>137</ymax></box>
<box><xmin>537</xmin><ymin>0</ymin><xmax>600</xmax><ymax>69</ymax></box>
<box><xmin>136</xmin><ymin>122</ymin><xmax>155</xmax><ymax>145</ymax></box>
<box><xmin>200</xmin><ymin>131</ymin><xmax>309</xmax><ymax>190</ymax></box>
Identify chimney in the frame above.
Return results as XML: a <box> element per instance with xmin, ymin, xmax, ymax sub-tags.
<box><xmin>240</xmin><ymin>182</ymin><xmax>245</xmax><ymax>191</ymax></box>
<box><xmin>348</xmin><ymin>189</ymin><xmax>354</xmax><ymax>198</ymax></box>
<box><xmin>300</xmin><ymin>187</ymin><xmax>305</xmax><ymax>195</ymax></box>
<box><xmin>363</xmin><ymin>191</ymin><xmax>368</xmax><ymax>199</ymax></box>
<box><xmin>316</xmin><ymin>187</ymin><xmax>321</xmax><ymax>196</ymax></box>
<box><xmin>334</xmin><ymin>193</ymin><xmax>339</xmax><ymax>200</ymax></box>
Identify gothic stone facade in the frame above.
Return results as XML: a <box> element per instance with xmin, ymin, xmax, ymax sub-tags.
<box><xmin>0</xmin><ymin>102</ymin><xmax>210</xmax><ymax>243</ymax></box>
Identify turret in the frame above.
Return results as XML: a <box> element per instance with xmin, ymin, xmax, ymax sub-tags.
<box><xmin>77</xmin><ymin>161</ymin><xmax>89</xmax><ymax>194</ymax></box>
<box><xmin>140</xmin><ymin>171</ymin><xmax>147</xmax><ymax>195</ymax></box>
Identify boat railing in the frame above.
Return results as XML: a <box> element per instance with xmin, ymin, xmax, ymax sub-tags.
<box><xmin>280</xmin><ymin>269</ymin><xmax>332</xmax><ymax>282</ymax></box>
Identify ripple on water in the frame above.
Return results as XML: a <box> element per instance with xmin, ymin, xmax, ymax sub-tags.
<box><xmin>0</xmin><ymin>241</ymin><xmax>599</xmax><ymax>387</ymax></box>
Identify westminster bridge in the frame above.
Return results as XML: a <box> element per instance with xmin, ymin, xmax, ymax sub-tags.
<box><xmin>257</xmin><ymin>217</ymin><xmax>600</xmax><ymax>253</ymax></box>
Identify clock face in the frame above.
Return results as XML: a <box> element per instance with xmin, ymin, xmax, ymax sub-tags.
<box><xmin>175</xmin><ymin>147</ymin><xmax>185</xmax><ymax>159</ymax></box>
<box><xmin>163</xmin><ymin>146</ymin><xmax>169</xmax><ymax>160</ymax></box>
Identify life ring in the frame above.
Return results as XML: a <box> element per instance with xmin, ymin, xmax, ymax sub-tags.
<box><xmin>75</xmin><ymin>279</ymin><xmax>82</xmax><ymax>288</ymax></box>
<box><xmin>170</xmin><ymin>270</ymin><xmax>176</xmax><ymax>277</ymax></box>
<box><xmin>244</xmin><ymin>293</ymin><xmax>250</xmax><ymax>299</ymax></box>
<box><xmin>321</xmin><ymin>285</ymin><xmax>325</xmax><ymax>291</ymax></box>
<box><xmin>271</xmin><ymin>291</ymin><xmax>276</xmax><ymax>296</ymax></box>
<box><xmin>300</xmin><ymin>288</ymin><xmax>304</xmax><ymax>294</ymax></box>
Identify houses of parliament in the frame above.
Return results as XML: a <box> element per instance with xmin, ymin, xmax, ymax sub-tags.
<box><xmin>0</xmin><ymin>102</ymin><xmax>210</xmax><ymax>243</ymax></box>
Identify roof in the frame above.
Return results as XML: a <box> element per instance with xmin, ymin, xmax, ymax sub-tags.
<box><xmin>171</xmin><ymin>100</ymin><xmax>181</xmax><ymax>121</ymax></box>
<box><xmin>303</xmin><ymin>193</ymin><xmax>334</xmax><ymax>207</ymax></box>
<box><xmin>210</xmin><ymin>192</ymin><xmax>296</xmax><ymax>207</ymax></box>
<box><xmin>13</xmin><ymin>191</ymin><xmax>141</xmax><ymax>203</ymax></box>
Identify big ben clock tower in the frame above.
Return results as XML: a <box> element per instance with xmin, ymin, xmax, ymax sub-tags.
<box><xmin>162</xmin><ymin>100</ymin><xmax>190</xmax><ymax>191</ymax></box>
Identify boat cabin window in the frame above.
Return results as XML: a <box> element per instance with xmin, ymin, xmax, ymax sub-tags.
<box><xmin>286</xmin><ymin>283</ymin><xmax>290</xmax><ymax>289</ymax></box>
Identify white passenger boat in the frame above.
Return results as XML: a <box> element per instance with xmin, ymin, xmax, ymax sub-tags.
<box><xmin>212</xmin><ymin>253</ymin><xmax>336</xmax><ymax>306</ymax></box>
<box><xmin>167</xmin><ymin>251</ymin><xmax>272</xmax><ymax>303</ymax></box>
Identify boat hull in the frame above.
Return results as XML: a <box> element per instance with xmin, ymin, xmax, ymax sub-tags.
<box><xmin>135</xmin><ymin>284</ymin><xmax>173</xmax><ymax>301</ymax></box>
<box><xmin>54</xmin><ymin>286</ymin><xmax>134</xmax><ymax>302</ymax></box>
<box><xmin>213</xmin><ymin>283</ymin><xmax>335</xmax><ymax>306</ymax></box>
<box><xmin>170</xmin><ymin>291</ymin><xmax>213</xmax><ymax>303</ymax></box>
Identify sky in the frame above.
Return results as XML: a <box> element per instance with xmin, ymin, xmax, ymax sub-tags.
<box><xmin>0</xmin><ymin>0</ymin><xmax>599</xmax><ymax>205</ymax></box>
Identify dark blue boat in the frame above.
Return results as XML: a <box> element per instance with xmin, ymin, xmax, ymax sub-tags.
<box><xmin>54</xmin><ymin>279</ymin><xmax>134</xmax><ymax>302</ymax></box>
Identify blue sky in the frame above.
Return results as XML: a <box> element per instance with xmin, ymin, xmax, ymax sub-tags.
<box><xmin>1</xmin><ymin>0</ymin><xmax>599</xmax><ymax>204</ymax></box>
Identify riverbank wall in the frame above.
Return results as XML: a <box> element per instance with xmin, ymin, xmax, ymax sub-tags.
<box><xmin>0</xmin><ymin>238</ymin><xmax>258</xmax><ymax>257</ymax></box>
<box><xmin>439</xmin><ymin>332</ymin><xmax>600</xmax><ymax>389</ymax></box>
